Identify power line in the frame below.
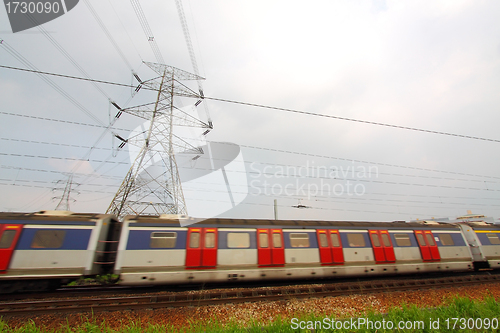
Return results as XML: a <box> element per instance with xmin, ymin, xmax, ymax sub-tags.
<box><xmin>0</xmin><ymin>42</ymin><xmax>106</xmax><ymax>126</ymax></box>
<box><xmin>175</xmin><ymin>0</ymin><xmax>212</xmax><ymax>124</ymax></box>
<box><xmin>1</xmin><ymin>63</ymin><xmax>499</xmax><ymax>213</ymax></box>
<box><xmin>0</xmin><ymin>137</ymin><xmax>498</xmax><ymax>187</ymax></box>
<box><xmin>0</xmin><ymin>64</ymin><xmax>141</xmax><ymax>90</ymax></box>
<box><xmin>83</xmin><ymin>0</ymin><xmax>135</xmax><ymax>71</ymax></box>
<box><xmin>129</xmin><ymin>0</ymin><xmax>165</xmax><ymax>64</ymax></box>
<box><xmin>231</xmin><ymin>142</ymin><xmax>500</xmax><ymax>180</ymax></box>
<box><xmin>0</xmin><ymin>137</ymin><xmax>113</xmax><ymax>151</ymax></box>
<box><xmin>5</xmin><ymin>150</ymin><xmax>499</xmax><ymax>193</ymax></box>
<box><xmin>2</xmin><ymin>63</ymin><xmax>498</xmax><ymax>144</ymax></box>
<box><xmin>0</xmin><ymin>111</ymin><xmax>130</xmax><ymax>132</ymax></box>
<box><xmin>204</xmin><ymin>97</ymin><xmax>500</xmax><ymax>144</ymax></box>
<box><xmin>181</xmin><ymin>184</ymin><xmax>500</xmax><ymax>209</ymax></box>
<box><xmin>0</xmin><ymin>164</ymin><xmax>123</xmax><ymax>180</ymax></box>
<box><xmin>2</xmin><ymin>21</ymin><xmax>140</xmax><ymax>195</ymax></box>
<box><xmin>0</xmin><ymin>182</ymin><xmax>118</xmax><ymax>194</ymax></box>
<box><xmin>2</xmin><ymin>180</ymin><xmax>498</xmax><ymax>214</ymax></box>
<box><xmin>3</xmin><ymin>133</ymin><xmax>498</xmax><ymax>185</ymax></box>
<box><xmin>106</xmin><ymin>0</ymin><xmax>144</xmax><ymax>62</ymax></box>
<box><xmin>1</xmin><ymin>110</ymin><xmax>498</xmax><ymax>183</ymax></box>
<box><xmin>0</xmin><ymin>152</ymin><xmax>129</xmax><ymax>165</ymax></box>
<box><xmin>0</xmin><ymin>178</ymin><xmax>116</xmax><ymax>188</ymax></box>
<box><xmin>177</xmin><ymin>166</ymin><xmax>500</xmax><ymax>192</ymax></box>
<box><xmin>1</xmin><ymin>104</ymin><xmax>499</xmax><ymax>182</ymax></box>
<box><xmin>2</xmin><ymin>167</ymin><xmax>497</xmax><ymax>207</ymax></box>
<box><xmin>4</xmin><ymin>135</ymin><xmax>497</xmax><ymax>185</ymax></box>
<box><xmin>3</xmin><ymin>154</ymin><xmax>499</xmax><ymax>204</ymax></box>
<box><xmin>179</xmin><ymin>175</ymin><xmax>500</xmax><ymax>204</ymax></box>
<box><xmin>28</xmin><ymin>14</ymin><xmax>111</xmax><ymax>101</ymax></box>
<box><xmin>4</xmin><ymin>159</ymin><xmax>497</xmax><ymax>202</ymax></box>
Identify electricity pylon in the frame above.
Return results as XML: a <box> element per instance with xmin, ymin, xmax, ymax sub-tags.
<box><xmin>54</xmin><ymin>175</ymin><xmax>77</xmax><ymax>211</ymax></box>
<box><xmin>106</xmin><ymin>61</ymin><xmax>210</xmax><ymax>219</ymax></box>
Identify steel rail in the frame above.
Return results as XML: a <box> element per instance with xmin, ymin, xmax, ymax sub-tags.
<box><xmin>1</xmin><ymin>274</ymin><xmax>499</xmax><ymax>318</ymax></box>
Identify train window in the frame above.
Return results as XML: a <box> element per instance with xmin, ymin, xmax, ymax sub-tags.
<box><xmin>319</xmin><ymin>233</ymin><xmax>328</xmax><ymax>247</ymax></box>
<box><xmin>0</xmin><ymin>230</ymin><xmax>16</xmax><ymax>249</ymax></box>
<box><xmin>347</xmin><ymin>234</ymin><xmax>366</xmax><ymax>247</ymax></box>
<box><xmin>205</xmin><ymin>232</ymin><xmax>215</xmax><ymax>248</ymax></box>
<box><xmin>416</xmin><ymin>233</ymin><xmax>426</xmax><ymax>246</ymax></box>
<box><xmin>381</xmin><ymin>233</ymin><xmax>392</xmax><ymax>247</ymax></box>
<box><xmin>189</xmin><ymin>232</ymin><xmax>200</xmax><ymax>248</ymax></box>
<box><xmin>486</xmin><ymin>234</ymin><xmax>500</xmax><ymax>245</ymax></box>
<box><xmin>272</xmin><ymin>233</ymin><xmax>282</xmax><ymax>248</ymax></box>
<box><xmin>438</xmin><ymin>234</ymin><xmax>455</xmax><ymax>246</ymax></box>
<box><xmin>290</xmin><ymin>233</ymin><xmax>310</xmax><ymax>247</ymax></box>
<box><xmin>259</xmin><ymin>233</ymin><xmax>269</xmax><ymax>248</ymax></box>
<box><xmin>425</xmin><ymin>233</ymin><xmax>436</xmax><ymax>246</ymax></box>
<box><xmin>370</xmin><ymin>233</ymin><xmax>380</xmax><ymax>247</ymax></box>
<box><xmin>150</xmin><ymin>232</ymin><xmax>176</xmax><ymax>248</ymax></box>
<box><xmin>331</xmin><ymin>233</ymin><xmax>341</xmax><ymax>247</ymax></box>
<box><xmin>394</xmin><ymin>234</ymin><xmax>411</xmax><ymax>247</ymax></box>
<box><xmin>227</xmin><ymin>233</ymin><xmax>250</xmax><ymax>248</ymax></box>
<box><xmin>31</xmin><ymin>230</ymin><xmax>65</xmax><ymax>248</ymax></box>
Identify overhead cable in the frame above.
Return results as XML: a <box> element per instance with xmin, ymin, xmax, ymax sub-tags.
<box><xmin>130</xmin><ymin>0</ymin><xmax>165</xmax><ymax>64</ymax></box>
<box><xmin>3</xmin><ymin>135</ymin><xmax>497</xmax><ymax>185</ymax></box>
<box><xmin>1</xmin><ymin>64</ymin><xmax>499</xmax><ymax>144</ymax></box>
<box><xmin>0</xmin><ymin>111</ymin><xmax>129</xmax><ymax>131</ymax></box>
<box><xmin>204</xmin><ymin>97</ymin><xmax>500</xmax><ymax>144</ymax></box>
<box><xmin>32</xmin><ymin>15</ymin><xmax>111</xmax><ymax>100</ymax></box>
<box><xmin>174</xmin><ymin>0</ymin><xmax>212</xmax><ymax>124</ymax></box>
<box><xmin>83</xmin><ymin>0</ymin><xmax>134</xmax><ymax>70</ymax></box>
<box><xmin>0</xmin><ymin>41</ymin><xmax>106</xmax><ymax>126</ymax></box>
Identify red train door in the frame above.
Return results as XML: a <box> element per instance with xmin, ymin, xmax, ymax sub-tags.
<box><xmin>380</xmin><ymin>230</ymin><xmax>396</xmax><ymax>262</ymax></box>
<box><xmin>0</xmin><ymin>224</ymin><xmax>23</xmax><ymax>273</ymax></box>
<box><xmin>257</xmin><ymin>229</ymin><xmax>271</xmax><ymax>265</ymax></box>
<box><xmin>257</xmin><ymin>229</ymin><xmax>284</xmax><ymax>266</ymax></box>
<box><xmin>186</xmin><ymin>228</ymin><xmax>218</xmax><ymax>268</ymax></box>
<box><xmin>369</xmin><ymin>230</ymin><xmax>395</xmax><ymax>263</ymax></box>
<box><xmin>317</xmin><ymin>229</ymin><xmax>344</xmax><ymax>265</ymax></box>
<box><xmin>425</xmin><ymin>231</ymin><xmax>441</xmax><ymax>261</ymax></box>
<box><xmin>414</xmin><ymin>230</ymin><xmax>440</xmax><ymax>262</ymax></box>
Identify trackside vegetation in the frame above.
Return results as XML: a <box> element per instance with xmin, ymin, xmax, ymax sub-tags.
<box><xmin>1</xmin><ymin>296</ymin><xmax>500</xmax><ymax>332</ymax></box>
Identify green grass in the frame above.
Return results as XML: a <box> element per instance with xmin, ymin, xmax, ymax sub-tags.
<box><xmin>2</xmin><ymin>296</ymin><xmax>500</xmax><ymax>332</ymax></box>
<box><xmin>66</xmin><ymin>274</ymin><xmax>120</xmax><ymax>287</ymax></box>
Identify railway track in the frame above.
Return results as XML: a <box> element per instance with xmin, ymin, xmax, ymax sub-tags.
<box><xmin>2</xmin><ymin>273</ymin><xmax>500</xmax><ymax>318</ymax></box>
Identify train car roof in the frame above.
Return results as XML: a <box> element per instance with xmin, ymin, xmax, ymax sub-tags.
<box><xmin>462</xmin><ymin>221</ymin><xmax>500</xmax><ymax>230</ymax></box>
<box><xmin>0</xmin><ymin>211</ymin><xmax>117</xmax><ymax>223</ymax></box>
<box><xmin>123</xmin><ymin>215</ymin><xmax>460</xmax><ymax>229</ymax></box>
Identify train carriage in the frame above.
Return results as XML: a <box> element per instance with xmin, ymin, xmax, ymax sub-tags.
<box><xmin>0</xmin><ymin>211</ymin><xmax>120</xmax><ymax>293</ymax></box>
<box><xmin>459</xmin><ymin>221</ymin><xmax>500</xmax><ymax>269</ymax></box>
<box><xmin>4</xmin><ymin>211</ymin><xmax>499</xmax><ymax>293</ymax></box>
<box><xmin>114</xmin><ymin>215</ymin><xmax>474</xmax><ymax>286</ymax></box>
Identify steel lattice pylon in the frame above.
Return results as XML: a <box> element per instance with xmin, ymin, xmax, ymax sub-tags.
<box><xmin>107</xmin><ymin>62</ymin><xmax>209</xmax><ymax>218</ymax></box>
<box><xmin>54</xmin><ymin>175</ymin><xmax>77</xmax><ymax>211</ymax></box>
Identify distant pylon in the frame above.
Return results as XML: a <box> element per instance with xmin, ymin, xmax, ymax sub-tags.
<box><xmin>106</xmin><ymin>62</ymin><xmax>209</xmax><ymax>219</ymax></box>
<box><xmin>54</xmin><ymin>175</ymin><xmax>77</xmax><ymax>211</ymax></box>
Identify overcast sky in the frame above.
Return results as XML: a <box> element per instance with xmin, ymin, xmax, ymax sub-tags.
<box><xmin>1</xmin><ymin>0</ymin><xmax>499</xmax><ymax>222</ymax></box>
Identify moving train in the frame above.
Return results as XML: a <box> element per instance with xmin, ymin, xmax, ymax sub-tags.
<box><xmin>1</xmin><ymin>210</ymin><xmax>500</xmax><ymax>293</ymax></box>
